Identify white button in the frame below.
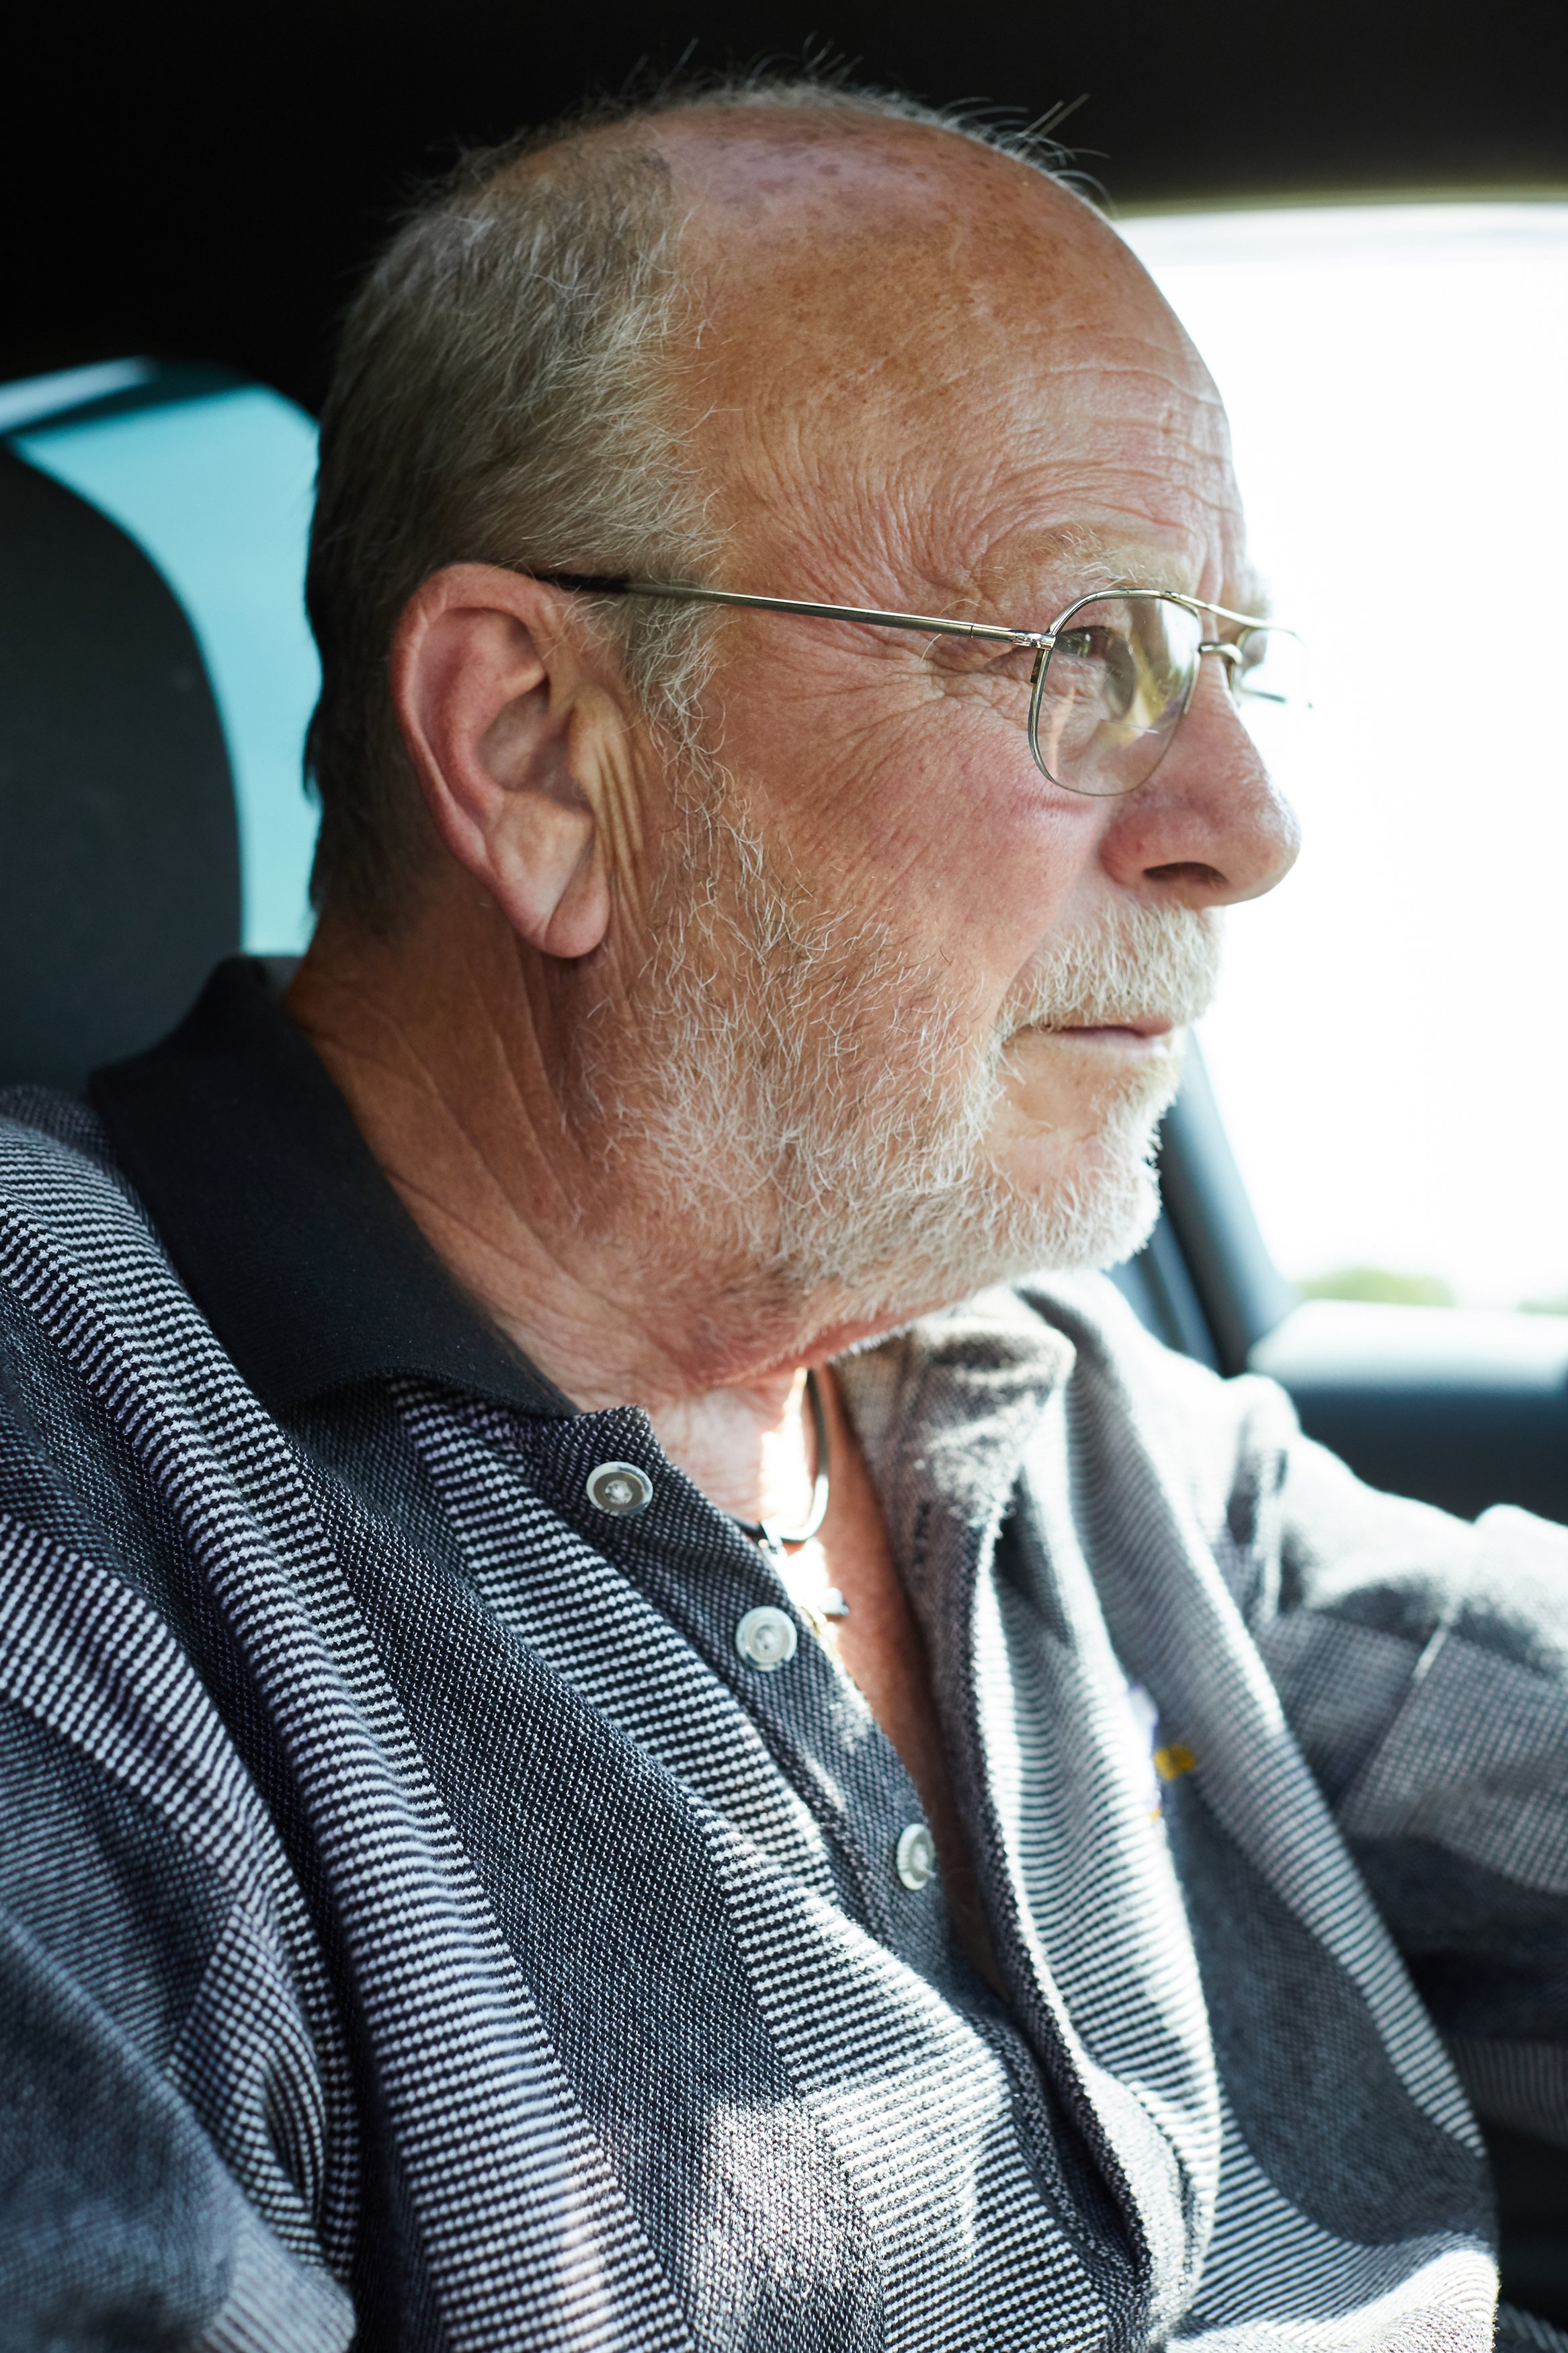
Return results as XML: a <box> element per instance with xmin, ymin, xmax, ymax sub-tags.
<box><xmin>585</xmin><ymin>1461</ymin><xmax>653</xmax><ymax>1517</ymax></box>
<box><xmin>895</xmin><ymin>1822</ymin><xmax>936</xmax><ymax>1890</ymax></box>
<box><xmin>735</xmin><ymin>1605</ymin><xmax>798</xmax><ymax>1671</ymax></box>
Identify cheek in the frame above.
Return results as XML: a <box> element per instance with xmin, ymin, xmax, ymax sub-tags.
<box><xmin>717</xmin><ymin>648</ymin><xmax>1100</xmax><ymax>996</ymax></box>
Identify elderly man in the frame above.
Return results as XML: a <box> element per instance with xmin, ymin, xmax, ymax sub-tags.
<box><xmin>1</xmin><ymin>76</ymin><xmax>1564</xmax><ymax>2353</ymax></box>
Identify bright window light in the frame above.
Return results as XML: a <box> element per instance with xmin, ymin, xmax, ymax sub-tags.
<box><xmin>1120</xmin><ymin>204</ymin><xmax>1568</xmax><ymax>1311</ymax></box>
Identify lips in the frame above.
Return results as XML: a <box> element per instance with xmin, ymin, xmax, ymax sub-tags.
<box><xmin>1038</xmin><ymin>1016</ymin><xmax>1179</xmax><ymax>1042</ymax></box>
<box><xmin>1059</xmin><ymin>1016</ymin><xmax>1175</xmax><ymax>1038</ymax></box>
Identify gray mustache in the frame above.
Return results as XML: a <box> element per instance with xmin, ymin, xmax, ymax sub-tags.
<box><xmin>1002</xmin><ymin>906</ymin><xmax>1223</xmax><ymax>1037</ymax></box>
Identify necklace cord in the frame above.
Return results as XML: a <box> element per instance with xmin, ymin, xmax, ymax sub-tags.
<box><xmin>733</xmin><ymin>1368</ymin><xmax>831</xmax><ymax>1550</ymax></box>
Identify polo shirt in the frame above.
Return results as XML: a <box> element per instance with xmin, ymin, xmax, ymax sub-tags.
<box><xmin>0</xmin><ymin>956</ymin><xmax>1565</xmax><ymax>2351</ymax></box>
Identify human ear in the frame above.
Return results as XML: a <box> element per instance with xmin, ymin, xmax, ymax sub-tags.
<box><xmin>390</xmin><ymin>563</ymin><xmax>623</xmax><ymax>959</ymax></box>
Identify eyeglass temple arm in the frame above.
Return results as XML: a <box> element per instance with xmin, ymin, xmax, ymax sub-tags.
<box><xmin>526</xmin><ymin>570</ymin><xmax>1050</xmax><ymax>650</ymax></box>
<box><xmin>528</xmin><ymin>569</ymin><xmax>1284</xmax><ymax>647</ymax></box>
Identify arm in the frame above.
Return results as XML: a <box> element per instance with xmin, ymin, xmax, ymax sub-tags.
<box><xmin>0</xmin><ymin>1530</ymin><xmax>356</xmax><ymax>2350</ymax></box>
<box><xmin>1251</xmin><ymin>1423</ymin><xmax>1568</xmax><ymax>2149</ymax></box>
<box><xmin>1034</xmin><ymin>1269</ymin><xmax>1568</xmax><ymax>2152</ymax></box>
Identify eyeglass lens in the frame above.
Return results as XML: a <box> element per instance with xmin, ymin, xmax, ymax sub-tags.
<box><xmin>1028</xmin><ymin>595</ymin><xmax>1306</xmax><ymax>796</ymax></box>
<box><xmin>1227</xmin><ymin>622</ymin><xmax>1309</xmax><ymax>770</ymax></box>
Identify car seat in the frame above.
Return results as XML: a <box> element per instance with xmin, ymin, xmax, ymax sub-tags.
<box><xmin>0</xmin><ymin>440</ymin><xmax>240</xmax><ymax>1088</ymax></box>
<box><xmin>0</xmin><ymin>360</ymin><xmax>321</xmax><ymax>1092</ymax></box>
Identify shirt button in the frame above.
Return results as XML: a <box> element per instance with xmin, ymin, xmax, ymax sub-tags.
<box><xmin>585</xmin><ymin>1461</ymin><xmax>654</xmax><ymax>1518</ymax></box>
<box><xmin>895</xmin><ymin>1822</ymin><xmax>936</xmax><ymax>1890</ymax></box>
<box><xmin>735</xmin><ymin>1605</ymin><xmax>798</xmax><ymax>1671</ymax></box>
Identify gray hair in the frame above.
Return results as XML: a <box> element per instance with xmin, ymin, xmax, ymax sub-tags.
<box><xmin>304</xmin><ymin>73</ymin><xmax>1084</xmax><ymax>929</ymax></box>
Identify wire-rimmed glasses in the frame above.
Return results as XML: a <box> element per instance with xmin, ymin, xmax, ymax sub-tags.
<box><xmin>529</xmin><ymin>571</ymin><xmax>1307</xmax><ymax>797</ymax></box>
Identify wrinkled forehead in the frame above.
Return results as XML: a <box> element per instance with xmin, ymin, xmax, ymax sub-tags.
<box><xmin>653</xmin><ymin>112</ymin><xmax>1244</xmax><ymax>606</ymax></box>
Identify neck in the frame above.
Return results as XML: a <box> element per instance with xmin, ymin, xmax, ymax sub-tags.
<box><xmin>287</xmin><ymin>906</ymin><xmax>884</xmax><ymax>1522</ymax></box>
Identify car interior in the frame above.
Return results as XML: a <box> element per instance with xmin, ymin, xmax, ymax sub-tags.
<box><xmin>4</xmin><ymin>0</ymin><xmax>1563</xmax><ymax>2319</ymax></box>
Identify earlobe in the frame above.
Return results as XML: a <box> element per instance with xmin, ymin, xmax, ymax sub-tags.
<box><xmin>486</xmin><ymin>785</ymin><xmax>609</xmax><ymax>960</ymax></box>
<box><xmin>390</xmin><ymin>564</ymin><xmax>617</xmax><ymax>960</ymax></box>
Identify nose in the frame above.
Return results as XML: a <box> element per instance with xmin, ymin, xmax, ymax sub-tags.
<box><xmin>1097</xmin><ymin>654</ymin><xmax>1301</xmax><ymax>908</ymax></box>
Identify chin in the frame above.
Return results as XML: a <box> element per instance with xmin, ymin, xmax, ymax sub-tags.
<box><xmin>849</xmin><ymin>1121</ymin><xmax>1167</xmax><ymax>1337</ymax></box>
<box><xmin>991</xmin><ymin>1131</ymin><xmax>1164</xmax><ymax>1285</ymax></box>
<box><xmin>977</xmin><ymin>1055</ymin><xmax>1180</xmax><ymax>1283</ymax></box>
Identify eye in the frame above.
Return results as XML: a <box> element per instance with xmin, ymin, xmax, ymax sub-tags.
<box><xmin>1050</xmin><ymin>623</ymin><xmax>1141</xmax><ymax>716</ymax></box>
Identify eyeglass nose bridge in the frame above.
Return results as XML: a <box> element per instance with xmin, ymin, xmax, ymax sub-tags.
<box><xmin>1183</xmin><ymin>637</ymin><xmax>1244</xmax><ymax>713</ymax></box>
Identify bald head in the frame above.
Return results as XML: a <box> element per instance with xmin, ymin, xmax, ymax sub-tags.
<box><xmin>306</xmin><ymin>81</ymin><xmax>1253</xmax><ymax>927</ymax></box>
<box><xmin>579</xmin><ymin>102</ymin><xmax>1227</xmax><ymax>611</ymax></box>
<box><xmin>657</xmin><ymin>98</ymin><xmax>1142</xmax><ymax>360</ymax></box>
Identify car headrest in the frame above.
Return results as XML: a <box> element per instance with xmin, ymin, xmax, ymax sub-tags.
<box><xmin>0</xmin><ymin>442</ymin><xmax>241</xmax><ymax>1091</ymax></box>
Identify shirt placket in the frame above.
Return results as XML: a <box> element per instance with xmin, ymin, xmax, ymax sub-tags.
<box><xmin>504</xmin><ymin>1401</ymin><xmax>966</xmax><ymax>1990</ymax></box>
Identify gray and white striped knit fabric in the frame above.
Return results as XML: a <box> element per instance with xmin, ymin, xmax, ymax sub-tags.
<box><xmin>2</xmin><ymin>1084</ymin><xmax>1566</xmax><ymax>2349</ymax></box>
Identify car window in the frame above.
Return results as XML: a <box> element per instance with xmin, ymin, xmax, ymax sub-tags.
<box><xmin>15</xmin><ymin>385</ymin><xmax>321</xmax><ymax>955</ymax></box>
<box><xmin>1120</xmin><ymin>202</ymin><xmax>1568</xmax><ymax>1316</ymax></box>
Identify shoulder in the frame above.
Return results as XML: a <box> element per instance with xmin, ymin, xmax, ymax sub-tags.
<box><xmin>0</xmin><ymin>1082</ymin><xmax>306</xmax><ymax>1596</ymax></box>
<box><xmin>842</xmin><ymin>1270</ymin><xmax>1300</xmax><ymax>1556</ymax></box>
<box><xmin>1007</xmin><ymin>1269</ymin><xmax>1310</xmax><ymax>1571</ymax></box>
<box><xmin>0</xmin><ymin>1084</ymin><xmax>158</xmax><ymax>1254</ymax></box>
<box><xmin>1016</xmin><ymin>1267</ymin><xmax>1299</xmax><ymax>1450</ymax></box>
<box><xmin>0</xmin><ymin>1082</ymin><xmax>217</xmax><ymax>1339</ymax></box>
<box><xmin>0</xmin><ymin>1083</ymin><xmax>212</xmax><ymax>1388</ymax></box>
<box><xmin>0</xmin><ymin>1084</ymin><xmax>122</xmax><ymax>1172</ymax></box>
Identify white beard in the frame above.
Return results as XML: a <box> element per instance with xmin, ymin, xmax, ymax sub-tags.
<box><xmin>565</xmin><ymin>794</ymin><xmax>1221</xmax><ymax>1334</ymax></box>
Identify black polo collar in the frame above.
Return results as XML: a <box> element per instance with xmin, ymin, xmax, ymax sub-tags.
<box><xmin>89</xmin><ymin>957</ymin><xmax>573</xmax><ymax>1420</ymax></box>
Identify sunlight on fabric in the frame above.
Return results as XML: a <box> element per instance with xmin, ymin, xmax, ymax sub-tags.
<box><xmin>1120</xmin><ymin>204</ymin><xmax>1568</xmax><ymax>1310</ymax></box>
